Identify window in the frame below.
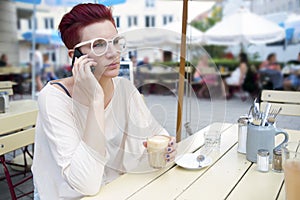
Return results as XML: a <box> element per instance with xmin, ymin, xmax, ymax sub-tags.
<box><xmin>145</xmin><ymin>15</ymin><xmax>155</xmax><ymax>27</ymax></box>
<box><xmin>28</xmin><ymin>18</ymin><xmax>37</xmax><ymax>29</ymax></box>
<box><xmin>133</xmin><ymin>16</ymin><xmax>138</xmax><ymax>26</ymax></box>
<box><xmin>17</xmin><ymin>19</ymin><xmax>21</xmax><ymax>30</ymax></box>
<box><xmin>28</xmin><ymin>19</ymin><xmax>32</xmax><ymax>29</ymax></box>
<box><xmin>114</xmin><ymin>16</ymin><xmax>120</xmax><ymax>28</ymax></box>
<box><xmin>44</xmin><ymin>17</ymin><xmax>54</xmax><ymax>29</ymax></box>
<box><xmin>145</xmin><ymin>0</ymin><xmax>155</xmax><ymax>8</ymax></box>
<box><xmin>128</xmin><ymin>16</ymin><xmax>138</xmax><ymax>27</ymax></box>
<box><xmin>288</xmin><ymin>1</ymin><xmax>293</xmax><ymax>11</ymax></box>
<box><xmin>163</xmin><ymin>15</ymin><xmax>173</xmax><ymax>25</ymax></box>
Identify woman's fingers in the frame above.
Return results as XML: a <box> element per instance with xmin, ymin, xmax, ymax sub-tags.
<box><xmin>165</xmin><ymin>145</ymin><xmax>177</xmax><ymax>154</ymax></box>
<box><xmin>72</xmin><ymin>55</ymin><xmax>87</xmax><ymax>76</ymax></box>
<box><xmin>165</xmin><ymin>136</ymin><xmax>177</xmax><ymax>162</ymax></box>
<box><xmin>165</xmin><ymin>149</ymin><xmax>177</xmax><ymax>162</ymax></box>
<box><xmin>143</xmin><ymin>135</ymin><xmax>177</xmax><ymax>162</ymax></box>
<box><xmin>78</xmin><ymin>58</ymin><xmax>96</xmax><ymax>75</ymax></box>
<box><xmin>143</xmin><ymin>141</ymin><xmax>147</xmax><ymax>148</ymax></box>
<box><xmin>168</xmin><ymin>137</ymin><xmax>176</xmax><ymax>147</ymax></box>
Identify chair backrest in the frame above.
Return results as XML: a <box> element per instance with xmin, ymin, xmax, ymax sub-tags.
<box><xmin>0</xmin><ymin>81</ymin><xmax>14</xmax><ymax>95</ymax></box>
<box><xmin>119</xmin><ymin>61</ymin><xmax>134</xmax><ymax>84</ymax></box>
<box><xmin>0</xmin><ymin>128</ymin><xmax>35</xmax><ymax>155</ymax></box>
<box><xmin>198</xmin><ymin>66</ymin><xmax>217</xmax><ymax>75</ymax></box>
<box><xmin>0</xmin><ymin>100</ymin><xmax>38</xmax><ymax>154</ymax></box>
<box><xmin>260</xmin><ymin>90</ymin><xmax>300</xmax><ymax>116</ymax></box>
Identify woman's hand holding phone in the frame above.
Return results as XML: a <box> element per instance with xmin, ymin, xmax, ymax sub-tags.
<box><xmin>72</xmin><ymin>54</ymin><xmax>104</xmax><ymax>106</ymax></box>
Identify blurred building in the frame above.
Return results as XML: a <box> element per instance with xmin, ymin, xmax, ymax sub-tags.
<box><xmin>222</xmin><ymin>0</ymin><xmax>300</xmax><ymax>15</ymax></box>
<box><xmin>251</xmin><ymin>0</ymin><xmax>300</xmax><ymax>15</ymax></box>
<box><xmin>0</xmin><ymin>0</ymin><xmax>19</xmax><ymax>66</ymax></box>
<box><xmin>0</xmin><ymin>0</ymin><xmax>215</xmax><ymax>67</ymax></box>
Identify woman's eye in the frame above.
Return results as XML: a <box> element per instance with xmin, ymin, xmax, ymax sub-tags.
<box><xmin>93</xmin><ymin>40</ymin><xmax>106</xmax><ymax>48</ymax></box>
<box><xmin>113</xmin><ymin>39</ymin><xmax>119</xmax><ymax>45</ymax></box>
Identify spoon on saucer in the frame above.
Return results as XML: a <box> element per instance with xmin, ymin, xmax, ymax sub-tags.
<box><xmin>197</xmin><ymin>154</ymin><xmax>205</xmax><ymax>167</ymax></box>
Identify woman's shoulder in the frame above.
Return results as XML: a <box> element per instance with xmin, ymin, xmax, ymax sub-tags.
<box><xmin>38</xmin><ymin>78</ymin><xmax>72</xmax><ymax>105</ymax></box>
<box><xmin>49</xmin><ymin>77</ymin><xmax>73</xmax><ymax>95</ymax></box>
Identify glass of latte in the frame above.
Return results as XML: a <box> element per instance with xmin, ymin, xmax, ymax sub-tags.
<box><xmin>147</xmin><ymin>135</ymin><xmax>171</xmax><ymax>169</ymax></box>
<box><xmin>282</xmin><ymin>141</ymin><xmax>300</xmax><ymax>200</ymax></box>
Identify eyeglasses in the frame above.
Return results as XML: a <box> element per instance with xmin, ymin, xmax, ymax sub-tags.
<box><xmin>73</xmin><ymin>35</ymin><xmax>126</xmax><ymax>57</ymax></box>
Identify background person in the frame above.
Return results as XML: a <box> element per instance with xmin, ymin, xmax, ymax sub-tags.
<box><xmin>137</xmin><ymin>56</ymin><xmax>152</xmax><ymax>71</ymax></box>
<box><xmin>42</xmin><ymin>53</ymin><xmax>58</xmax><ymax>83</ymax></box>
<box><xmin>136</xmin><ymin>56</ymin><xmax>153</xmax><ymax>93</ymax></box>
<box><xmin>223</xmin><ymin>52</ymin><xmax>248</xmax><ymax>98</ymax></box>
<box><xmin>33</xmin><ymin>44</ymin><xmax>44</xmax><ymax>91</ymax></box>
<box><xmin>283</xmin><ymin>52</ymin><xmax>300</xmax><ymax>91</ymax></box>
<box><xmin>258</xmin><ymin>53</ymin><xmax>283</xmax><ymax>90</ymax></box>
<box><xmin>259</xmin><ymin>53</ymin><xmax>281</xmax><ymax>71</ymax></box>
<box><xmin>0</xmin><ymin>53</ymin><xmax>10</xmax><ymax>67</ymax></box>
<box><xmin>129</xmin><ymin>54</ymin><xmax>137</xmax><ymax>67</ymax></box>
<box><xmin>193</xmin><ymin>55</ymin><xmax>218</xmax><ymax>98</ymax></box>
<box><xmin>31</xmin><ymin>4</ymin><xmax>176</xmax><ymax>199</ymax></box>
<box><xmin>283</xmin><ymin>72</ymin><xmax>300</xmax><ymax>91</ymax></box>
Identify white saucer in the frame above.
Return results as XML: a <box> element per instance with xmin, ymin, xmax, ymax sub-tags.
<box><xmin>175</xmin><ymin>153</ymin><xmax>212</xmax><ymax>170</ymax></box>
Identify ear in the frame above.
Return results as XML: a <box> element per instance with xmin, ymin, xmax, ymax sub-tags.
<box><xmin>68</xmin><ymin>50</ymin><xmax>74</xmax><ymax>59</ymax></box>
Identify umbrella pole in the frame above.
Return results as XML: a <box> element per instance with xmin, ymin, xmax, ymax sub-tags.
<box><xmin>176</xmin><ymin>0</ymin><xmax>188</xmax><ymax>142</ymax></box>
<box><xmin>31</xmin><ymin>3</ymin><xmax>37</xmax><ymax>100</ymax></box>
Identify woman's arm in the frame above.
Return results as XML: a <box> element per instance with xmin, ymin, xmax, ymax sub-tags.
<box><xmin>239</xmin><ymin>63</ymin><xmax>248</xmax><ymax>85</ymax></box>
<box><xmin>122</xmin><ymin>84</ymin><xmax>176</xmax><ymax>171</ymax></box>
<box><xmin>38</xmin><ymin>90</ymin><xmax>107</xmax><ymax>195</ymax></box>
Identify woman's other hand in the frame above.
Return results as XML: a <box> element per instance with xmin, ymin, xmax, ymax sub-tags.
<box><xmin>143</xmin><ymin>136</ymin><xmax>177</xmax><ymax>163</ymax></box>
<box><xmin>165</xmin><ymin>136</ymin><xmax>177</xmax><ymax>162</ymax></box>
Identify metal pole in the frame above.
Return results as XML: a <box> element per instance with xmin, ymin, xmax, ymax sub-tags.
<box><xmin>31</xmin><ymin>3</ymin><xmax>36</xmax><ymax>99</ymax></box>
<box><xmin>176</xmin><ymin>0</ymin><xmax>188</xmax><ymax>142</ymax></box>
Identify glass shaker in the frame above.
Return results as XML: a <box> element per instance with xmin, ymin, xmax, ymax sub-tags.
<box><xmin>237</xmin><ymin>116</ymin><xmax>249</xmax><ymax>154</ymax></box>
<box><xmin>257</xmin><ymin>149</ymin><xmax>269</xmax><ymax>172</ymax></box>
<box><xmin>272</xmin><ymin>148</ymin><xmax>282</xmax><ymax>172</ymax></box>
<box><xmin>0</xmin><ymin>93</ymin><xmax>5</xmax><ymax>113</ymax></box>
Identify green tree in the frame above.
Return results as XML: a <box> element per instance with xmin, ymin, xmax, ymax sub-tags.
<box><xmin>190</xmin><ymin>5</ymin><xmax>226</xmax><ymax>58</ymax></box>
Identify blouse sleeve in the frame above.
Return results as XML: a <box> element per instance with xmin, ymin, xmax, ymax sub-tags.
<box><xmin>120</xmin><ymin>81</ymin><xmax>169</xmax><ymax>172</ymax></box>
<box><xmin>37</xmin><ymin>88</ymin><xmax>107</xmax><ymax>195</ymax></box>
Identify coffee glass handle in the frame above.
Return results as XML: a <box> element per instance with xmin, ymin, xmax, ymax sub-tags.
<box><xmin>274</xmin><ymin>129</ymin><xmax>289</xmax><ymax>150</ymax></box>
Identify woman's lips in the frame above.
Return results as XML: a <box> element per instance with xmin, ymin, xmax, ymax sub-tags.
<box><xmin>106</xmin><ymin>62</ymin><xmax>119</xmax><ymax>69</ymax></box>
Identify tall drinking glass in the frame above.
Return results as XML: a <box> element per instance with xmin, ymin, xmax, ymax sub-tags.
<box><xmin>282</xmin><ymin>141</ymin><xmax>300</xmax><ymax>200</ymax></box>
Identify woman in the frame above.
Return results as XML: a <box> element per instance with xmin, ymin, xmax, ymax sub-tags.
<box><xmin>32</xmin><ymin>4</ymin><xmax>176</xmax><ymax>199</ymax></box>
<box><xmin>41</xmin><ymin>53</ymin><xmax>57</xmax><ymax>82</ymax></box>
<box><xmin>193</xmin><ymin>55</ymin><xmax>218</xmax><ymax>98</ymax></box>
<box><xmin>223</xmin><ymin>52</ymin><xmax>248</xmax><ymax>98</ymax></box>
<box><xmin>0</xmin><ymin>54</ymin><xmax>8</xmax><ymax>67</ymax></box>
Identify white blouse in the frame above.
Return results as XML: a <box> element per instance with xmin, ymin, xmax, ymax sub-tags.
<box><xmin>32</xmin><ymin>77</ymin><xmax>168</xmax><ymax>199</ymax></box>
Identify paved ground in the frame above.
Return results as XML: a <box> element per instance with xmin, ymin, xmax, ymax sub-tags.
<box><xmin>1</xmin><ymin>93</ymin><xmax>299</xmax><ymax>199</ymax></box>
<box><xmin>144</xmin><ymin>93</ymin><xmax>300</xmax><ymax>138</ymax></box>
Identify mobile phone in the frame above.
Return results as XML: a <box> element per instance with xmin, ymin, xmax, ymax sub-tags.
<box><xmin>71</xmin><ymin>48</ymin><xmax>84</xmax><ymax>68</ymax></box>
<box><xmin>71</xmin><ymin>48</ymin><xmax>95</xmax><ymax>73</ymax></box>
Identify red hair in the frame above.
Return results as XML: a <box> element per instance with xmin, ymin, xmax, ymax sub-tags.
<box><xmin>58</xmin><ymin>3</ymin><xmax>116</xmax><ymax>49</ymax></box>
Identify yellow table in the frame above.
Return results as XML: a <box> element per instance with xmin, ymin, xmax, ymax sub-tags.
<box><xmin>0</xmin><ymin>99</ymin><xmax>38</xmax><ymax>199</ymax></box>
<box><xmin>82</xmin><ymin>123</ymin><xmax>299</xmax><ymax>200</ymax></box>
<box><xmin>0</xmin><ymin>66</ymin><xmax>29</xmax><ymax>76</ymax></box>
<box><xmin>0</xmin><ymin>99</ymin><xmax>38</xmax><ymax>136</ymax></box>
